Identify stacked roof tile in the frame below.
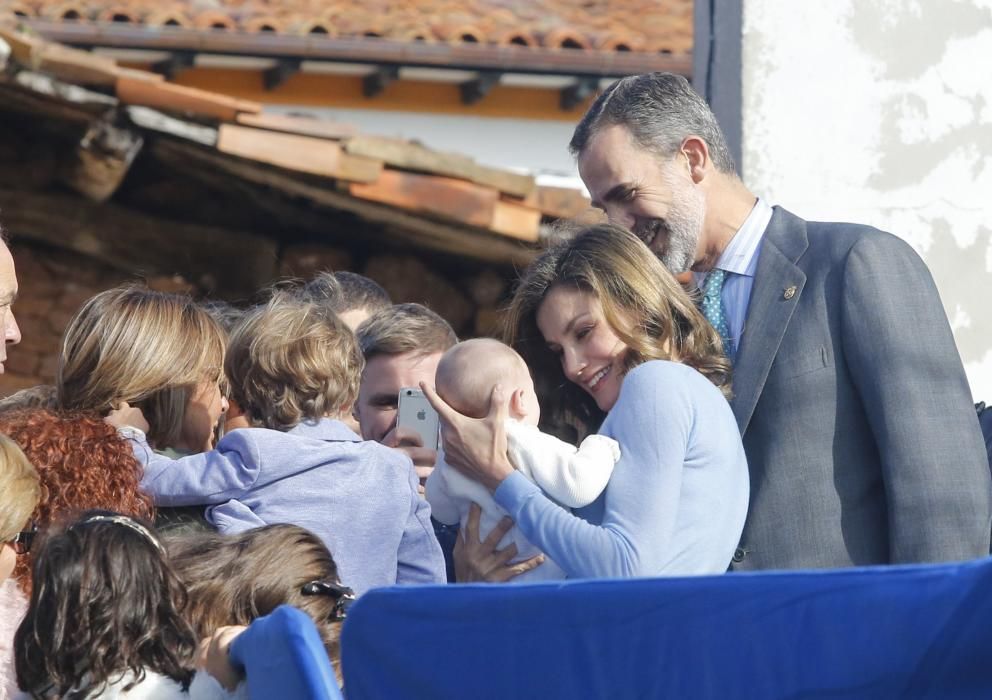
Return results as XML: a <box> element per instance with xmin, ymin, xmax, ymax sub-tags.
<box><xmin>0</xmin><ymin>25</ymin><xmax>594</xmax><ymax>265</ymax></box>
<box><xmin>3</xmin><ymin>0</ymin><xmax>692</xmax><ymax>56</ymax></box>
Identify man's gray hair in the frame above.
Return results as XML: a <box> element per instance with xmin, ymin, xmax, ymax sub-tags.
<box><xmin>569</xmin><ymin>72</ymin><xmax>736</xmax><ymax>174</ymax></box>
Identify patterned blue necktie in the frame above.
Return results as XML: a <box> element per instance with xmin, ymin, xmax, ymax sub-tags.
<box><xmin>702</xmin><ymin>268</ymin><xmax>733</xmax><ymax>357</ymax></box>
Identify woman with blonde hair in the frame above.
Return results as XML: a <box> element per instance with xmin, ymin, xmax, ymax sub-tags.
<box><xmin>57</xmin><ymin>285</ymin><xmax>228</xmax><ymax>455</ymax></box>
<box><xmin>0</xmin><ymin>434</ymin><xmax>39</xmax><ymax>700</ymax></box>
<box><xmin>425</xmin><ymin>223</ymin><xmax>750</xmax><ymax>581</ymax></box>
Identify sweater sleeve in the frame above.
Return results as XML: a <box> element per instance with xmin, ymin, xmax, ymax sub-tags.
<box><xmin>395</xmin><ymin>451</ymin><xmax>448</xmax><ymax>585</ymax></box>
<box><xmin>506</xmin><ymin>421</ymin><xmax>619</xmax><ymax>508</ymax></box>
<box><xmin>494</xmin><ymin>362</ymin><xmax>691</xmax><ymax>578</ymax></box>
<box><xmin>131</xmin><ymin>432</ymin><xmax>263</xmax><ymax>507</ymax></box>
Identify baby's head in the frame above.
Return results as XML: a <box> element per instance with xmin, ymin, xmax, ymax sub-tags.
<box><xmin>435</xmin><ymin>338</ymin><xmax>540</xmax><ymax>425</ymax></box>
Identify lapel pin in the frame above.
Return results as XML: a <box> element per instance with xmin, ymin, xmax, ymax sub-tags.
<box><xmin>783</xmin><ymin>286</ymin><xmax>797</xmax><ymax>300</ymax></box>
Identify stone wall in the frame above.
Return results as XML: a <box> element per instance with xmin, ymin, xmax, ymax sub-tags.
<box><xmin>1</xmin><ymin>239</ymin><xmax>513</xmax><ymax>398</ymax></box>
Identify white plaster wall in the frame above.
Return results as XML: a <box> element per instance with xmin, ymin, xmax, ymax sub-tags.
<box><xmin>741</xmin><ymin>0</ymin><xmax>992</xmax><ymax>400</ymax></box>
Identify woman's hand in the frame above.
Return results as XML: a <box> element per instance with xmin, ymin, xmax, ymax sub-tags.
<box><xmin>420</xmin><ymin>382</ymin><xmax>514</xmax><ymax>493</ymax></box>
<box><xmin>453</xmin><ymin>503</ymin><xmax>545</xmax><ymax>582</ymax></box>
<box><xmin>196</xmin><ymin>625</ymin><xmax>247</xmax><ymax>691</ymax></box>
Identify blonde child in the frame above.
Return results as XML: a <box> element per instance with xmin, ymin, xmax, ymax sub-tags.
<box><xmin>116</xmin><ymin>295</ymin><xmax>445</xmax><ymax>596</ymax></box>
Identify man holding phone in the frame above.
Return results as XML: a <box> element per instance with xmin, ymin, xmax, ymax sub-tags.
<box><xmin>353</xmin><ymin>303</ymin><xmax>459</xmax><ymax>580</ymax></box>
<box><xmin>353</xmin><ymin>303</ymin><xmax>457</xmax><ymax>492</ymax></box>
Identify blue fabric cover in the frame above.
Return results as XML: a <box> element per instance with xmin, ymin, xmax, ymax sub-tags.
<box><xmin>342</xmin><ymin>558</ymin><xmax>992</xmax><ymax>699</ymax></box>
<box><xmin>229</xmin><ymin>605</ymin><xmax>343</xmax><ymax>700</ymax></box>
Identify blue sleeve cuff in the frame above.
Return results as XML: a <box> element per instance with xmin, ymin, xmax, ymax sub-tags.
<box><xmin>493</xmin><ymin>470</ymin><xmax>542</xmax><ymax>515</ymax></box>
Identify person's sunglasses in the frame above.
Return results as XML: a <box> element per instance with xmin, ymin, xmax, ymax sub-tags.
<box><xmin>10</xmin><ymin>528</ymin><xmax>35</xmax><ymax>555</ymax></box>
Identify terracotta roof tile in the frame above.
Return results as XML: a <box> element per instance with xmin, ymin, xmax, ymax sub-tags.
<box><xmin>10</xmin><ymin>0</ymin><xmax>692</xmax><ymax>55</ymax></box>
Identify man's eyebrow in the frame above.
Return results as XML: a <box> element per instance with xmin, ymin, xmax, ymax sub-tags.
<box><xmin>590</xmin><ymin>183</ymin><xmax>633</xmax><ymax>210</ymax></box>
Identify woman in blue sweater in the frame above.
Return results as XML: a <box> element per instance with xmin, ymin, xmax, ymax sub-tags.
<box><xmin>424</xmin><ymin>224</ymin><xmax>749</xmax><ymax>580</ymax></box>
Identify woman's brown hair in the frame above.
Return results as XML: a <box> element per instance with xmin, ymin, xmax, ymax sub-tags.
<box><xmin>167</xmin><ymin>524</ymin><xmax>346</xmax><ymax>681</ymax></box>
<box><xmin>56</xmin><ymin>285</ymin><xmax>225</xmax><ymax>449</ymax></box>
<box><xmin>504</xmin><ymin>222</ymin><xmax>731</xmax><ymax>435</ymax></box>
<box><xmin>14</xmin><ymin>511</ymin><xmax>197</xmax><ymax>698</ymax></box>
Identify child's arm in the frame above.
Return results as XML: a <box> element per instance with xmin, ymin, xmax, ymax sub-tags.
<box><xmin>124</xmin><ymin>429</ymin><xmax>263</xmax><ymax>507</ymax></box>
<box><xmin>393</xmin><ymin>453</ymin><xmax>448</xmax><ymax>585</ymax></box>
<box><xmin>506</xmin><ymin>422</ymin><xmax>620</xmax><ymax>509</ymax></box>
<box><xmin>424</xmin><ymin>455</ymin><xmax>461</xmax><ymax>526</ymax></box>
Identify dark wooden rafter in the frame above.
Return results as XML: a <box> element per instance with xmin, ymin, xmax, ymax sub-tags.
<box><xmin>362</xmin><ymin>65</ymin><xmax>399</xmax><ymax>98</ymax></box>
<box><xmin>459</xmin><ymin>71</ymin><xmax>501</xmax><ymax>105</ymax></box>
<box><xmin>60</xmin><ymin>111</ymin><xmax>144</xmax><ymax>202</ymax></box>
<box><xmin>560</xmin><ymin>77</ymin><xmax>599</xmax><ymax>110</ymax></box>
<box><xmin>151</xmin><ymin>51</ymin><xmax>195</xmax><ymax>79</ymax></box>
<box><xmin>263</xmin><ymin>57</ymin><xmax>302</xmax><ymax>91</ymax></box>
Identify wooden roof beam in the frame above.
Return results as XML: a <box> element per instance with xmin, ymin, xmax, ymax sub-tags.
<box><xmin>151</xmin><ymin>51</ymin><xmax>195</xmax><ymax>79</ymax></box>
<box><xmin>459</xmin><ymin>71</ymin><xmax>501</xmax><ymax>105</ymax></box>
<box><xmin>560</xmin><ymin>77</ymin><xmax>599</xmax><ymax>111</ymax></box>
<box><xmin>263</xmin><ymin>58</ymin><xmax>301</xmax><ymax>91</ymax></box>
<box><xmin>362</xmin><ymin>65</ymin><xmax>398</xmax><ymax>98</ymax></box>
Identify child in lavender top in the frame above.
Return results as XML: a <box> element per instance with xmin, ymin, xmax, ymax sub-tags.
<box><xmin>114</xmin><ymin>296</ymin><xmax>445</xmax><ymax>596</ymax></box>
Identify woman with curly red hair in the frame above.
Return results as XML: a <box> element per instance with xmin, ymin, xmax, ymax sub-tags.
<box><xmin>0</xmin><ymin>409</ymin><xmax>155</xmax><ymax>594</ymax></box>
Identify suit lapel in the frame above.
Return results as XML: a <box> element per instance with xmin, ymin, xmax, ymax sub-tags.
<box><xmin>731</xmin><ymin>208</ymin><xmax>808</xmax><ymax>435</ymax></box>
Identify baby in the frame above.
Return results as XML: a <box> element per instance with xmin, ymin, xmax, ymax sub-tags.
<box><xmin>426</xmin><ymin>338</ymin><xmax>620</xmax><ymax>582</ymax></box>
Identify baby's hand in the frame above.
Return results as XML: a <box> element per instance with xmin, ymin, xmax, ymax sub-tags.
<box><xmin>104</xmin><ymin>401</ymin><xmax>150</xmax><ymax>434</ymax></box>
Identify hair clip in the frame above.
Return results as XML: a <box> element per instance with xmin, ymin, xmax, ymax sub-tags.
<box><xmin>71</xmin><ymin>514</ymin><xmax>166</xmax><ymax>555</ymax></box>
<box><xmin>301</xmin><ymin>580</ymin><xmax>356</xmax><ymax>621</ymax></box>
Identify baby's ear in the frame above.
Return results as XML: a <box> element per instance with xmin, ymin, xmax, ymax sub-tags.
<box><xmin>509</xmin><ymin>388</ymin><xmax>528</xmax><ymax>418</ymax></box>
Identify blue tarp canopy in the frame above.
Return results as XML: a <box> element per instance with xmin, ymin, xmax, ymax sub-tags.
<box><xmin>342</xmin><ymin>557</ymin><xmax>992</xmax><ymax>699</ymax></box>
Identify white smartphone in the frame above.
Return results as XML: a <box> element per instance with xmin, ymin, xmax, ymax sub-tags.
<box><xmin>396</xmin><ymin>387</ymin><xmax>440</xmax><ymax>450</ymax></box>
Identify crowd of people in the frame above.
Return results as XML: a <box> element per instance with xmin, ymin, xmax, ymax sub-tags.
<box><xmin>1</xmin><ymin>72</ymin><xmax>989</xmax><ymax>698</ymax></box>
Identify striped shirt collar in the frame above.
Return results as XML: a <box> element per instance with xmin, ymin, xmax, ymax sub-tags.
<box><xmin>693</xmin><ymin>198</ymin><xmax>773</xmax><ymax>285</ymax></box>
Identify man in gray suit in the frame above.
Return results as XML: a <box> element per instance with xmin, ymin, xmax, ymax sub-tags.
<box><xmin>571</xmin><ymin>72</ymin><xmax>991</xmax><ymax>569</ymax></box>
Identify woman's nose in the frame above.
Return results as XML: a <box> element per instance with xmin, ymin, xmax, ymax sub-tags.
<box><xmin>562</xmin><ymin>351</ymin><xmax>587</xmax><ymax>382</ymax></box>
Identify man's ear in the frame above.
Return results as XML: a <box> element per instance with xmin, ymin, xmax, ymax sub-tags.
<box><xmin>680</xmin><ymin>136</ymin><xmax>710</xmax><ymax>183</ymax></box>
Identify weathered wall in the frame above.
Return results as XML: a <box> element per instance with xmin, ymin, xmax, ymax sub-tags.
<box><xmin>741</xmin><ymin>0</ymin><xmax>992</xmax><ymax>399</ymax></box>
<box><xmin>0</xmin><ymin>240</ymin><xmax>510</xmax><ymax>399</ymax></box>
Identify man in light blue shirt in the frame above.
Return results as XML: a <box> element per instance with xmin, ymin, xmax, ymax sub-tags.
<box><xmin>570</xmin><ymin>72</ymin><xmax>990</xmax><ymax>570</ymax></box>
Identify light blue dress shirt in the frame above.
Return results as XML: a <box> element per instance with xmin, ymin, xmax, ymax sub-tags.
<box><xmin>692</xmin><ymin>198</ymin><xmax>773</xmax><ymax>359</ymax></box>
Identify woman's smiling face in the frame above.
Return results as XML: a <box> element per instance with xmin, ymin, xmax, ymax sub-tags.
<box><xmin>536</xmin><ymin>285</ymin><xmax>630</xmax><ymax>412</ymax></box>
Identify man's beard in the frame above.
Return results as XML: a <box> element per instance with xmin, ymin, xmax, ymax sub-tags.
<box><xmin>632</xmin><ymin>181</ymin><xmax>705</xmax><ymax>275</ymax></box>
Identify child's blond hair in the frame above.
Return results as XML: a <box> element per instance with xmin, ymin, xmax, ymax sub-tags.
<box><xmin>225</xmin><ymin>295</ymin><xmax>363</xmax><ymax>431</ymax></box>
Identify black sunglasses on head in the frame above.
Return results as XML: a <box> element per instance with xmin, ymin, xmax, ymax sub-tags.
<box><xmin>10</xmin><ymin>528</ymin><xmax>35</xmax><ymax>555</ymax></box>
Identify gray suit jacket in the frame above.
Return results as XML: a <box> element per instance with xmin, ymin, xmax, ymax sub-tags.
<box><xmin>729</xmin><ymin>207</ymin><xmax>991</xmax><ymax>570</ymax></box>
